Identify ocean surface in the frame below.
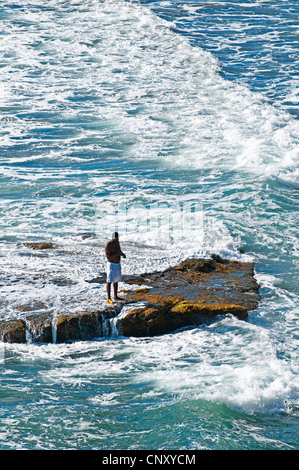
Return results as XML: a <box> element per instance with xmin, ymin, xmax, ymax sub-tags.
<box><xmin>0</xmin><ymin>0</ymin><xmax>298</xmax><ymax>450</ymax></box>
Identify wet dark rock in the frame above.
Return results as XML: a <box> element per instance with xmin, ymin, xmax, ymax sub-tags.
<box><xmin>85</xmin><ymin>273</ymin><xmax>106</xmax><ymax>284</ymax></box>
<box><xmin>0</xmin><ymin>319</ymin><xmax>26</xmax><ymax>343</ymax></box>
<box><xmin>78</xmin><ymin>232</ymin><xmax>97</xmax><ymax>240</ymax></box>
<box><xmin>178</xmin><ymin>258</ymin><xmax>216</xmax><ymax>273</ymax></box>
<box><xmin>211</xmin><ymin>253</ymin><xmax>229</xmax><ymax>264</ymax></box>
<box><xmin>55</xmin><ymin>306</ymin><xmax>120</xmax><ymax>343</ymax></box>
<box><xmin>26</xmin><ymin>313</ymin><xmax>53</xmax><ymax>343</ymax></box>
<box><xmin>56</xmin><ymin>312</ymin><xmax>99</xmax><ymax>343</ymax></box>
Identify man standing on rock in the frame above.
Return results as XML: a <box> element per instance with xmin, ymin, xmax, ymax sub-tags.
<box><xmin>105</xmin><ymin>232</ymin><xmax>126</xmax><ymax>304</ymax></box>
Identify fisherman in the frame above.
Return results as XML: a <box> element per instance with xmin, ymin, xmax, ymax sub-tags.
<box><xmin>105</xmin><ymin>232</ymin><xmax>126</xmax><ymax>304</ymax></box>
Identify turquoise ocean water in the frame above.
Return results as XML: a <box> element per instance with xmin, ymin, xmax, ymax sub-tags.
<box><xmin>0</xmin><ymin>0</ymin><xmax>298</xmax><ymax>450</ymax></box>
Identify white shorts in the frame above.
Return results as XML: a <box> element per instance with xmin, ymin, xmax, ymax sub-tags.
<box><xmin>106</xmin><ymin>262</ymin><xmax>122</xmax><ymax>283</ymax></box>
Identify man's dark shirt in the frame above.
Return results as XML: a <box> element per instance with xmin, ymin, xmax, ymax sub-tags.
<box><xmin>105</xmin><ymin>239</ymin><xmax>122</xmax><ymax>264</ymax></box>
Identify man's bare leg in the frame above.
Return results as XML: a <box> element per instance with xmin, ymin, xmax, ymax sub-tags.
<box><xmin>106</xmin><ymin>282</ymin><xmax>113</xmax><ymax>303</ymax></box>
<box><xmin>113</xmin><ymin>282</ymin><xmax>123</xmax><ymax>301</ymax></box>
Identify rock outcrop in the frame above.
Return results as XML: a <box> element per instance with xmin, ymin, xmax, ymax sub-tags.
<box><xmin>0</xmin><ymin>256</ymin><xmax>260</xmax><ymax>343</ymax></box>
<box><xmin>0</xmin><ymin>319</ymin><xmax>27</xmax><ymax>343</ymax></box>
<box><xmin>117</xmin><ymin>256</ymin><xmax>260</xmax><ymax>337</ymax></box>
<box><xmin>22</xmin><ymin>242</ymin><xmax>55</xmax><ymax>250</ymax></box>
<box><xmin>0</xmin><ymin>306</ymin><xmax>120</xmax><ymax>344</ymax></box>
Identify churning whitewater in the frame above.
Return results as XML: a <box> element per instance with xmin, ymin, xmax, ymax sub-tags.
<box><xmin>0</xmin><ymin>0</ymin><xmax>298</xmax><ymax>450</ymax></box>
